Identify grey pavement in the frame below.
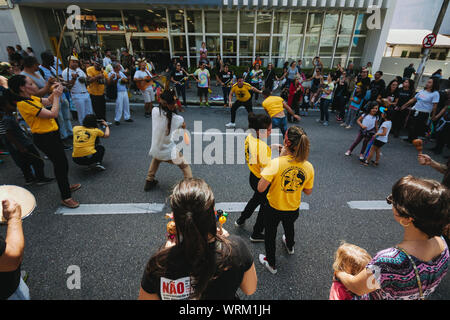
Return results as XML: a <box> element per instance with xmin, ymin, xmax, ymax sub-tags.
<box><xmin>0</xmin><ymin>101</ymin><xmax>449</xmax><ymax>300</ymax></box>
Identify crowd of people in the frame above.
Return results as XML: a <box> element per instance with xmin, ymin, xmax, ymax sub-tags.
<box><xmin>0</xmin><ymin>43</ymin><xmax>449</xmax><ymax>301</ymax></box>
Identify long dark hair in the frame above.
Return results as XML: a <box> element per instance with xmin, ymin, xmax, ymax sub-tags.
<box><xmin>159</xmin><ymin>88</ymin><xmax>177</xmax><ymax>136</ymax></box>
<box><xmin>7</xmin><ymin>75</ymin><xmax>29</xmax><ymax>99</ymax></box>
<box><xmin>146</xmin><ymin>178</ymin><xmax>232</xmax><ymax>299</ymax></box>
<box><xmin>386</xmin><ymin>79</ymin><xmax>399</xmax><ymax>94</ymax></box>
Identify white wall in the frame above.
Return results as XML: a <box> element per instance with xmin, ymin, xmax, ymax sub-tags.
<box><xmin>0</xmin><ymin>9</ymin><xmax>21</xmax><ymax>62</ymax></box>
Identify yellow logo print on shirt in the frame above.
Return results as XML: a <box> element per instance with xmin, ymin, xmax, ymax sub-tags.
<box><xmin>75</xmin><ymin>130</ymin><xmax>91</xmax><ymax>143</ymax></box>
<box><xmin>281</xmin><ymin>167</ymin><xmax>306</xmax><ymax>193</ymax></box>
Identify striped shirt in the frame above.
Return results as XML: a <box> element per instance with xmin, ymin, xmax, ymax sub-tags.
<box><xmin>0</xmin><ymin>119</ymin><xmax>6</xmax><ymax>136</ymax></box>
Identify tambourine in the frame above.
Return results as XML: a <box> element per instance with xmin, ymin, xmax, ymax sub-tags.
<box><xmin>0</xmin><ymin>185</ymin><xmax>36</xmax><ymax>224</ymax></box>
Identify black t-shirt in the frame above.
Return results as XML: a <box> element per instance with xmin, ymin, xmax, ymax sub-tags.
<box><xmin>397</xmin><ymin>89</ymin><xmax>414</xmax><ymax>108</ymax></box>
<box><xmin>357</xmin><ymin>76</ymin><xmax>371</xmax><ymax>90</ymax></box>
<box><xmin>141</xmin><ymin>235</ymin><xmax>253</xmax><ymax>300</ymax></box>
<box><xmin>381</xmin><ymin>88</ymin><xmax>399</xmax><ymax>102</ymax></box>
<box><xmin>0</xmin><ymin>236</ymin><xmax>21</xmax><ymax>300</ymax></box>
<box><xmin>369</xmin><ymin>79</ymin><xmax>386</xmax><ymax>101</ymax></box>
<box><xmin>218</xmin><ymin>70</ymin><xmax>233</xmax><ymax>86</ymax></box>
<box><xmin>264</xmin><ymin>70</ymin><xmax>276</xmax><ymax>84</ymax></box>
<box><xmin>403</xmin><ymin>66</ymin><xmax>416</xmax><ymax>79</ymax></box>
<box><xmin>171</xmin><ymin>70</ymin><xmax>186</xmax><ymax>83</ymax></box>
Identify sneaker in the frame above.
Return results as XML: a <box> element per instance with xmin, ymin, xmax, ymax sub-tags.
<box><xmin>344</xmin><ymin>151</ymin><xmax>351</xmax><ymax>156</ymax></box>
<box><xmin>323</xmin><ymin>121</ymin><xmax>329</xmax><ymax>126</ymax></box>
<box><xmin>70</xmin><ymin>183</ymin><xmax>82</xmax><ymax>192</ymax></box>
<box><xmin>115</xmin><ymin>121</ymin><xmax>120</xmax><ymax>126</ymax></box>
<box><xmin>259</xmin><ymin>254</ymin><xmax>277</xmax><ymax>274</ymax></box>
<box><xmin>94</xmin><ymin>163</ymin><xmax>106</xmax><ymax>171</ymax></box>
<box><xmin>359</xmin><ymin>155</ymin><xmax>365</xmax><ymax>161</ymax></box>
<box><xmin>282</xmin><ymin>235</ymin><xmax>294</xmax><ymax>255</ymax></box>
<box><xmin>235</xmin><ymin>217</ymin><xmax>245</xmax><ymax>227</ymax></box>
<box><xmin>345</xmin><ymin>125</ymin><xmax>352</xmax><ymax>129</ymax></box>
<box><xmin>200</xmin><ymin>102</ymin><xmax>205</xmax><ymax>107</ymax></box>
<box><xmin>205</xmin><ymin>102</ymin><xmax>210</xmax><ymax>107</ymax></box>
<box><xmin>316</xmin><ymin>119</ymin><xmax>323</xmax><ymax>123</ymax></box>
<box><xmin>340</xmin><ymin>123</ymin><xmax>347</xmax><ymax>127</ymax></box>
<box><xmin>36</xmin><ymin>177</ymin><xmax>55</xmax><ymax>185</ymax></box>
<box><xmin>125</xmin><ymin>119</ymin><xmax>134</xmax><ymax>123</ymax></box>
<box><xmin>144</xmin><ymin>179</ymin><xmax>159</xmax><ymax>191</ymax></box>
<box><xmin>61</xmin><ymin>198</ymin><xmax>80</xmax><ymax>209</ymax></box>
<box><xmin>225</xmin><ymin>122</ymin><xmax>236</xmax><ymax>128</ymax></box>
<box><xmin>250</xmin><ymin>233</ymin><xmax>265</xmax><ymax>243</ymax></box>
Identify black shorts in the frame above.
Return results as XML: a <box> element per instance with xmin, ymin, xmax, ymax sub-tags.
<box><xmin>373</xmin><ymin>140</ymin><xmax>386</xmax><ymax>148</ymax></box>
<box><xmin>197</xmin><ymin>87</ymin><xmax>209</xmax><ymax>97</ymax></box>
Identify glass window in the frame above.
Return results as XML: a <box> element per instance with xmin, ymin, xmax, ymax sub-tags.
<box><xmin>306</xmin><ymin>12</ymin><xmax>323</xmax><ymax>34</ymax></box>
<box><xmin>272</xmin><ymin>36</ymin><xmax>287</xmax><ymax>57</ymax></box>
<box><xmin>189</xmin><ymin>36</ymin><xmax>204</xmax><ymax>55</ymax></box>
<box><xmin>223</xmin><ymin>36</ymin><xmax>237</xmax><ymax>54</ymax></box>
<box><xmin>169</xmin><ymin>10</ymin><xmax>185</xmax><ymax>33</ymax></box>
<box><xmin>289</xmin><ymin>12</ymin><xmax>307</xmax><ymax>35</ymax></box>
<box><xmin>205</xmin><ymin>11</ymin><xmax>220</xmax><ymax>33</ymax></box>
<box><xmin>350</xmin><ymin>36</ymin><xmax>366</xmax><ymax>56</ymax></box>
<box><xmin>239</xmin><ymin>36</ymin><xmax>254</xmax><ymax>56</ymax></box>
<box><xmin>273</xmin><ymin>12</ymin><xmax>289</xmax><ymax>34</ymax></box>
<box><xmin>340</xmin><ymin>14</ymin><xmax>355</xmax><ymax>35</ymax></box>
<box><xmin>323</xmin><ymin>13</ymin><xmax>339</xmax><ymax>34</ymax></box>
<box><xmin>319</xmin><ymin>35</ymin><xmax>335</xmax><ymax>56</ymax></box>
<box><xmin>222</xmin><ymin>10</ymin><xmax>237</xmax><ymax>34</ymax></box>
<box><xmin>255</xmin><ymin>37</ymin><xmax>270</xmax><ymax>58</ymax></box>
<box><xmin>122</xmin><ymin>10</ymin><xmax>167</xmax><ymax>33</ymax></box>
<box><xmin>239</xmin><ymin>58</ymin><xmax>253</xmax><ymax>67</ymax></box>
<box><xmin>304</xmin><ymin>36</ymin><xmax>319</xmax><ymax>57</ymax></box>
<box><xmin>287</xmin><ymin>36</ymin><xmax>303</xmax><ymax>60</ymax></box>
<box><xmin>240</xmin><ymin>11</ymin><xmax>255</xmax><ymax>34</ymax></box>
<box><xmin>354</xmin><ymin>13</ymin><xmax>367</xmax><ymax>36</ymax></box>
<box><xmin>319</xmin><ymin>58</ymin><xmax>332</xmax><ymax>69</ymax></box>
<box><xmin>257</xmin><ymin>11</ymin><xmax>272</xmax><ymax>34</ymax></box>
<box><xmin>334</xmin><ymin>36</ymin><xmax>351</xmax><ymax>57</ymax></box>
<box><xmin>206</xmin><ymin>36</ymin><xmax>220</xmax><ymax>56</ymax></box>
<box><xmin>172</xmin><ymin>35</ymin><xmax>187</xmax><ymax>55</ymax></box>
<box><xmin>186</xmin><ymin>10</ymin><xmax>202</xmax><ymax>33</ymax></box>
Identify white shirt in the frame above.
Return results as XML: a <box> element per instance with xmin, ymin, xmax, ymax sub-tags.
<box><xmin>361</xmin><ymin>114</ymin><xmax>377</xmax><ymax>131</ymax></box>
<box><xmin>134</xmin><ymin>69</ymin><xmax>152</xmax><ymax>80</ymax></box>
<box><xmin>149</xmin><ymin>107</ymin><xmax>184</xmax><ymax>161</ymax></box>
<box><xmin>376</xmin><ymin>120</ymin><xmax>392</xmax><ymax>143</ymax></box>
<box><xmin>62</xmin><ymin>68</ymin><xmax>88</xmax><ymax>94</ymax></box>
<box><xmin>413</xmin><ymin>90</ymin><xmax>440</xmax><ymax>113</ymax></box>
<box><xmin>103</xmin><ymin>57</ymin><xmax>112</xmax><ymax>68</ymax></box>
<box><xmin>108</xmin><ymin>71</ymin><xmax>128</xmax><ymax>92</ymax></box>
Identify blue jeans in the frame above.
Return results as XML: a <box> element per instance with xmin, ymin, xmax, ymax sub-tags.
<box><xmin>320</xmin><ymin>99</ymin><xmax>331</xmax><ymax>122</ymax></box>
<box><xmin>8</xmin><ymin>278</ymin><xmax>30</xmax><ymax>300</ymax></box>
<box><xmin>272</xmin><ymin>116</ymin><xmax>287</xmax><ymax>137</ymax></box>
<box><xmin>58</xmin><ymin>97</ymin><xmax>73</xmax><ymax>140</ymax></box>
<box><xmin>345</xmin><ymin>108</ymin><xmax>359</xmax><ymax>127</ymax></box>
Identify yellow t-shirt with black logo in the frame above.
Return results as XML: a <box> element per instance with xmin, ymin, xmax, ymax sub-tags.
<box><xmin>262</xmin><ymin>96</ymin><xmax>285</xmax><ymax>118</ymax></box>
<box><xmin>231</xmin><ymin>82</ymin><xmax>252</xmax><ymax>102</ymax></box>
<box><xmin>87</xmin><ymin>66</ymin><xmax>108</xmax><ymax>96</ymax></box>
<box><xmin>261</xmin><ymin>155</ymin><xmax>314</xmax><ymax>211</ymax></box>
<box><xmin>16</xmin><ymin>96</ymin><xmax>59</xmax><ymax>134</ymax></box>
<box><xmin>245</xmin><ymin>134</ymin><xmax>272</xmax><ymax>179</ymax></box>
<box><xmin>72</xmin><ymin>126</ymin><xmax>105</xmax><ymax>158</ymax></box>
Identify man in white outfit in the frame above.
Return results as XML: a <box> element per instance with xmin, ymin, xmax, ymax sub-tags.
<box><xmin>108</xmin><ymin>62</ymin><xmax>133</xmax><ymax>126</ymax></box>
<box><xmin>134</xmin><ymin>60</ymin><xmax>155</xmax><ymax>118</ymax></box>
<box><xmin>62</xmin><ymin>56</ymin><xmax>93</xmax><ymax>125</ymax></box>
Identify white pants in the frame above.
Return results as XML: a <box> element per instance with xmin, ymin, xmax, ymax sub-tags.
<box><xmin>115</xmin><ymin>90</ymin><xmax>130</xmax><ymax>122</ymax></box>
<box><xmin>141</xmin><ymin>87</ymin><xmax>155</xmax><ymax>103</ymax></box>
<box><xmin>71</xmin><ymin>92</ymin><xmax>93</xmax><ymax>124</ymax></box>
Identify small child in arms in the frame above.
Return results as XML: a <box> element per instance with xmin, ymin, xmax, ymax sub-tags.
<box><xmin>330</xmin><ymin>242</ymin><xmax>372</xmax><ymax>300</ymax></box>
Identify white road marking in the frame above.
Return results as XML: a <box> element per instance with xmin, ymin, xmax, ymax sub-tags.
<box><xmin>347</xmin><ymin>201</ymin><xmax>392</xmax><ymax>210</ymax></box>
<box><xmin>55</xmin><ymin>202</ymin><xmax>310</xmax><ymax>215</ymax></box>
<box><xmin>191</xmin><ymin>132</ymin><xmax>283</xmax><ymax>136</ymax></box>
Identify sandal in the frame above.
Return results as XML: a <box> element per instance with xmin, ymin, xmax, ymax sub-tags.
<box><xmin>70</xmin><ymin>183</ymin><xmax>82</xmax><ymax>192</ymax></box>
<box><xmin>363</xmin><ymin>160</ymin><xmax>369</xmax><ymax>166</ymax></box>
<box><xmin>61</xmin><ymin>198</ymin><xmax>80</xmax><ymax>209</ymax></box>
<box><xmin>371</xmin><ymin>161</ymin><xmax>379</xmax><ymax>167</ymax></box>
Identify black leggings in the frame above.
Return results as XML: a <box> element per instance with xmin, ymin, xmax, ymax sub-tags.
<box><xmin>408</xmin><ymin>111</ymin><xmax>430</xmax><ymax>141</ymax></box>
<box><xmin>238</xmin><ymin>172</ymin><xmax>268</xmax><ymax>235</ymax></box>
<box><xmin>73</xmin><ymin>145</ymin><xmax>105</xmax><ymax>166</ymax></box>
<box><xmin>231</xmin><ymin>99</ymin><xmax>253</xmax><ymax>123</ymax></box>
<box><xmin>3</xmin><ymin>139</ymin><xmax>45</xmax><ymax>181</ymax></box>
<box><xmin>33</xmin><ymin>131</ymin><xmax>71</xmax><ymax>200</ymax></box>
<box><xmin>175</xmin><ymin>83</ymin><xmax>187</xmax><ymax>106</ymax></box>
<box><xmin>263</xmin><ymin>203</ymin><xmax>299</xmax><ymax>267</ymax></box>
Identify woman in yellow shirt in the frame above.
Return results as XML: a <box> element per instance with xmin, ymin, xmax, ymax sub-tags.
<box><xmin>257</xmin><ymin>126</ymin><xmax>315</xmax><ymax>274</ymax></box>
<box><xmin>8</xmin><ymin>75</ymin><xmax>81</xmax><ymax>208</ymax></box>
<box><xmin>235</xmin><ymin>113</ymin><xmax>281</xmax><ymax>242</ymax></box>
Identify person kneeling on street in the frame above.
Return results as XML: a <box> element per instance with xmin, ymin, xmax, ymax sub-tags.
<box><xmin>72</xmin><ymin>114</ymin><xmax>110</xmax><ymax>171</ymax></box>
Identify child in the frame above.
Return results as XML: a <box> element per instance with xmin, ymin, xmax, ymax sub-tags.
<box><xmin>345</xmin><ymin>101</ymin><xmax>379</xmax><ymax>161</ymax></box>
<box><xmin>342</xmin><ymin>85</ymin><xmax>365</xmax><ymax>129</ymax></box>
<box><xmin>364</xmin><ymin>109</ymin><xmax>393</xmax><ymax>167</ymax></box>
<box><xmin>330</xmin><ymin>242</ymin><xmax>372</xmax><ymax>300</ymax></box>
<box><xmin>301</xmin><ymin>88</ymin><xmax>311</xmax><ymax>116</ymax></box>
<box><xmin>235</xmin><ymin>113</ymin><xmax>280</xmax><ymax>242</ymax></box>
<box><xmin>258</xmin><ymin>126</ymin><xmax>315</xmax><ymax>274</ymax></box>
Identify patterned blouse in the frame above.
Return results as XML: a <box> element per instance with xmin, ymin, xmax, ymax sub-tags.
<box><xmin>355</xmin><ymin>239</ymin><xmax>449</xmax><ymax>300</ymax></box>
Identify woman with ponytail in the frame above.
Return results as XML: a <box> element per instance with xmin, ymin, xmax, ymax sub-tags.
<box><xmin>144</xmin><ymin>88</ymin><xmax>192</xmax><ymax>191</ymax></box>
<box><xmin>257</xmin><ymin>126</ymin><xmax>315</xmax><ymax>274</ymax></box>
<box><xmin>236</xmin><ymin>113</ymin><xmax>282</xmax><ymax>242</ymax></box>
<box><xmin>139</xmin><ymin>178</ymin><xmax>257</xmax><ymax>300</ymax></box>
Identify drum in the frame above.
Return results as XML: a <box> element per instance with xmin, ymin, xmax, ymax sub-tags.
<box><xmin>0</xmin><ymin>185</ymin><xmax>36</xmax><ymax>224</ymax></box>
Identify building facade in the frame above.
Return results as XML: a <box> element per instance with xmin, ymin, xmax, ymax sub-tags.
<box><xmin>2</xmin><ymin>0</ymin><xmax>396</xmax><ymax>71</ymax></box>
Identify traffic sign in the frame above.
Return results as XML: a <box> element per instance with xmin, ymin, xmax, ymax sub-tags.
<box><xmin>422</xmin><ymin>33</ymin><xmax>437</xmax><ymax>49</ymax></box>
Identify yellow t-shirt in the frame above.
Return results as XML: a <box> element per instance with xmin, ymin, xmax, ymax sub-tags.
<box><xmin>261</xmin><ymin>155</ymin><xmax>314</xmax><ymax>211</ymax></box>
<box><xmin>231</xmin><ymin>82</ymin><xmax>252</xmax><ymax>102</ymax></box>
<box><xmin>16</xmin><ymin>96</ymin><xmax>59</xmax><ymax>134</ymax></box>
<box><xmin>245</xmin><ymin>134</ymin><xmax>272</xmax><ymax>179</ymax></box>
<box><xmin>262</xmin><ymin>96</ymin><xmax>285</xmax><ymax>118</ymax></box>
<box><xmin>87</xmin><ymin>66</ymin><xmax>108</xmax><ymax>96</ymax></box>
<box><xmin>72</xmin><ymin>126</ymin><xmax>105</xmax><ymax>158</ymax></box>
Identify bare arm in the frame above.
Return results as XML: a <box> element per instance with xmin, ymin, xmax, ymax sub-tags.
<box><xmin>336</xmin><ymin>268</ymin><xmax>380</xmax><ymax>297</ymax></box>
<box><xmin>257</xmin><ymin>177</ymin><xmax>271</xmax><ymax>193</ymax></box>
<box><xmin>0</xmin><ymin>200</ymin><xmax>25</xmax><ymax>272</ymax></box>
<box><xmin>240</xmin><ymin>263</ymin><xmax>257</xmax><ymax>295</ymax></box>
<box><xmin>37</xmin><ymin>84</ymin><xmax>63</xmax><ymax>119</ymax></box>
<box><xmin>282</xmin><ymin>101</ymin><xmax>301</xmax><ymax>121</ymax></box>
<box><xmin>138</xmin><ymin>287</ymin><xmax>160</xmax><ymax>300</ymax></box>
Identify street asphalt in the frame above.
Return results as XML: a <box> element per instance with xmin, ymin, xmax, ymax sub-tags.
<box><xmin>0</xmin><ymin>92</ymin><xmax>449</xmax><ymax>300</ymax></box>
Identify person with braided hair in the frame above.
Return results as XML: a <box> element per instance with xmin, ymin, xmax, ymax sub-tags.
<box><xmin>144</xmin><ymin>88</ymin><xmax>192</xmax><ymax>191</ymax></box>
<box><xmin>257</xmin><ymin>126</ymin><xmax>315</xmax><ymax>274</ymax></box>
<box><xmin>139</xmin><ymin>178</ymin><xmax>257</xmax><ymax>300</ymax></box>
